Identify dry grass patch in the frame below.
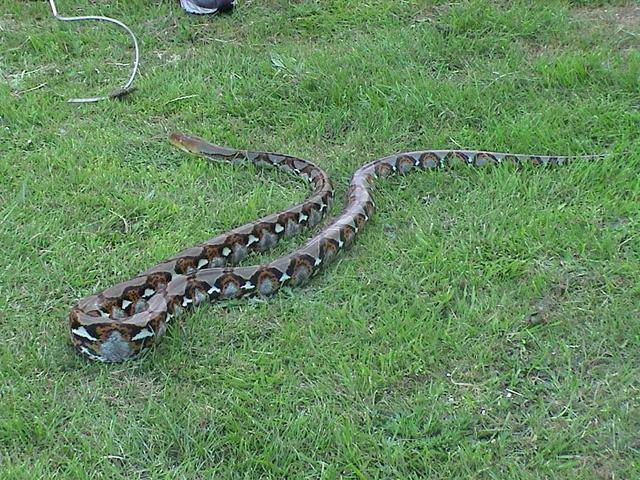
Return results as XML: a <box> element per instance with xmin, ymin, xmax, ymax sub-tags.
<box><xmin>574</xmin><ymin>4</ymin><xmax>640</xmax><ymax>31</ymax></box>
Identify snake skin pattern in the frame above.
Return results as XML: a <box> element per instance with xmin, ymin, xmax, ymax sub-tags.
<box><xmin>69</xmin><ymin>133</ymin><xmax>602</xmax><ymax>362</ymax></box>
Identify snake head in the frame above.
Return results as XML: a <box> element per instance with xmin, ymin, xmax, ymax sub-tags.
<box><xmin>168</xmin><ymin>132</ymin><xmax>239</xmax><ymax>159</ymax></box>
<box><xmin>168</xmin><ymin>132</ymin><xmax>203</xmax><ymax>154</ymax></box>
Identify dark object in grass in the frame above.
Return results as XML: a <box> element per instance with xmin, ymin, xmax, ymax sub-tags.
<box><xmin>180</xmin><ymin>0</ymin><xmax>235</xmax><ymax>15</ymax></box>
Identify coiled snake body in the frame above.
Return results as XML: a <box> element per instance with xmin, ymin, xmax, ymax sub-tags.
<box><xmin>69</xmin><ymin>134</ymin><xmax>602</xmax><ymax>362</ymax></box>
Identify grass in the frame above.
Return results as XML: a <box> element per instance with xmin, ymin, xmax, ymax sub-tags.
<box><xmin>1</xmin><ymin>0</ymin><xmax>639</xmax><ymax>478</ymax></box>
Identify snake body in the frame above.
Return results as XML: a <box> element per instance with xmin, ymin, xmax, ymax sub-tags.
<box><xmin>69</xmin><ymin>133</ymin><xmax>602</xmax><ymax>362</ymax></box>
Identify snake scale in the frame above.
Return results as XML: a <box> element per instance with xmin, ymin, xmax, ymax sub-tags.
<box><xmin>69</xmin><ymin>133</ymin><xmax>603</xmax><ymax>362</ymax></box>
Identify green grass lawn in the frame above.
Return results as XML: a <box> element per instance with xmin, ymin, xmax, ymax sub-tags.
<box><xmin>1</xmin><ymin>0</ymin><xmax>639</xmax><ymax>478</ymax></box>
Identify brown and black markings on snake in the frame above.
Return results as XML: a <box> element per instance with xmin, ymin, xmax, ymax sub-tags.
<box><xmin>69</xmin><ymin>133</ymin><xmax>606</xmax><ymax>362</ymax></box>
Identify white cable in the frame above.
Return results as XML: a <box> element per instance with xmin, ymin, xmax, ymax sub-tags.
<box><xmin>47</xmin><ymin>0</ymin><xmax>139</xmax><ymax>103</ymax></box>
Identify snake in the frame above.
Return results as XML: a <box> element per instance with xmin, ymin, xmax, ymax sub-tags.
<box><xmin>69</xmin><ymin>133</ymin><xmax>603</xmax><ymax>362</ymax></box>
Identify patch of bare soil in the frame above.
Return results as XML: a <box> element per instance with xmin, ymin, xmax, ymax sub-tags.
<box><xmin>574</xmin><ymin>4</ymin><xmax>640</xmax><ymax>31</ymax></box>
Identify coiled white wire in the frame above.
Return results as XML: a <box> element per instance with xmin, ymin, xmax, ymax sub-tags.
<box><xmin>48</xmin><ymin>0</ymin><xmax>139</xmax><ymax>103</ymax></box>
